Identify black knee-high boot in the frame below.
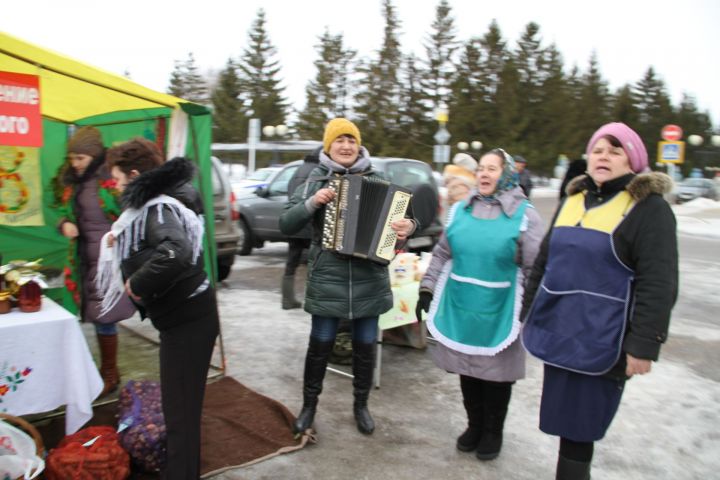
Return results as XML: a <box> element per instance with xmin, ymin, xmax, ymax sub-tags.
<box><xmin>293</xmin><ymin>337</ymin><xmax>334</xmax><ymax>434</ymax></box>
<box><xmin>352</xmin><ymin>342</ymin><xmax>376</xmax><ymax>435</ymax></box>
<box><xmin>557</xmin><ymin>438</ymin><xmax>593</xmax><ymax>480</ymax></box>
<box><xmin>457</xmin><ymin>375</ymin><xmax>484</xmax><ymax>452</ymax></box>
<box><xmin>475</xmin><ymin>380</ymin><xmax>512</xmax><ymax>461</ymax></box>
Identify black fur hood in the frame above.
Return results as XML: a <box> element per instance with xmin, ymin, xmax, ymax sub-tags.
<box><xmin>121</xmin><ymin>157</ymin><xmax>198</xmax><ymax>209</ymax></box>
<box><xmin>566</xmin><ymin>172</ymin><xmax>674</xmax><ymax>201</ymax></box>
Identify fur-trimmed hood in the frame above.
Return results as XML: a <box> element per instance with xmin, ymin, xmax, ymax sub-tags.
<box><xmin>121</xmin><ymin>157</ymin><xmax>197</xmax><ymax>209</ymax></box>
<box><xmin>566</xmin><ymin>172</ymin><xmax>674</xmax><ymax>201</ymax></box>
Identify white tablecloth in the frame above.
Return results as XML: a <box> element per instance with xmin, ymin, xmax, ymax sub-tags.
<box><xmin>0</xmin><ymin>297</ymin><xmax>102</xmax><ymax>434</ymax></box>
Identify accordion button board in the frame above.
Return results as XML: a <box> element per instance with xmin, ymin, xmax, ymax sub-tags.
<box><xmin>322</xmin><ymin>175</ymin><xmax>412</xmax><ymax>265</ymax></box>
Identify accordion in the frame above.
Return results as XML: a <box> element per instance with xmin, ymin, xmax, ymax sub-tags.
<box><xmin>322</xmin><ymin>175</ymin><xmax>412</xmax><ymax>265</ymax></box>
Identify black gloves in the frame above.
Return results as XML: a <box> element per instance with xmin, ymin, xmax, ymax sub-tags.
<box><xmin>415</xmin><ymin>290</ymin><xmax>433</xmax><ymax>322</ymax></box>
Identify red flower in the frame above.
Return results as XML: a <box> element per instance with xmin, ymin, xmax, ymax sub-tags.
<box><xmin>62</xmin><ymin>186</ymin><xmax>73</xmax><ymax>203</ymax></box>
<box><xmin>0</xmin><ymin>384</ymin><xmax>9</xmax><ymax>396</ymax></box>
<box><xmin>22</xmin><ymin>367</ymin><xmax>32</xmax><ymax>376</ymax></box>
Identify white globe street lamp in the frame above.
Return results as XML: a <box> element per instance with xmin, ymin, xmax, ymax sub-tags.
<box><xmin>686</xmin><ymin>133</ymin><xmax>720</xmax><ymax>176</ymax></box>
<box><xmin>262</xmin><ymin>125</ymin><xmax>276</xmax><ymax>137</ymax></box>
<box><xmin>263</xmin><ymin>124</ymin><xmax>288</xmax><ymax>163</ymax></box>
<box><xmin>688</xmin><ymin>134</ymin><xmax>704</xmax><ymax>146</ymax></box>
<box><xmin>456</xmin><ymin>140</ymin><xmax>482</xmax><ymax>154</ymax></box>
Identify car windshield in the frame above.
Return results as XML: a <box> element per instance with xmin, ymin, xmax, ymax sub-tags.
<box><xmin>247</xmin><ymin>168</ymin><xmax>276</xmax><ymax>181</ymax></box>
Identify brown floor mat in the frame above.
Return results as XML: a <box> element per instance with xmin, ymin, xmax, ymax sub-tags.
<box><xmin>33</xmin><ymin>376</ymin><xmax>311</xmax><ymax>479</ymax></box>
<box><xmin>200</xmin><ymin>376</ymin><xmax>312</xmax><ymax>478</ymax></box>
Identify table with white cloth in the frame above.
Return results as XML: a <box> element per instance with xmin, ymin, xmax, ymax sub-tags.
<box><xmin>0</xmin><ymin>296</ymin><xmax>103</xmax><ymax>434</ymax></box>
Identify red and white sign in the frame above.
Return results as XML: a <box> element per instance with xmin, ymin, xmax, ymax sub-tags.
<box><xmin>0</xmin><ymin>71</ymin><xmax>42</xmax><ymax>147</ymax></box>
<box><xmin>661</xmin><ymin>124</ymin><xmax>683</xmax><ymax>142</ymax></box>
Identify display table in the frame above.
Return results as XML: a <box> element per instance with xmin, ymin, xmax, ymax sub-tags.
<box><xmin>0</xmin><ymin>297</ymin><xmax>103</xmax><ymax>434</ymax></box>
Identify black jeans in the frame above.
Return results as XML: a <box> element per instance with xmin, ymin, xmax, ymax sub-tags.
<box><xmin>158</xmin><ymin>291</ymin><xmax>219</xmax><ymax>480</ymax></box>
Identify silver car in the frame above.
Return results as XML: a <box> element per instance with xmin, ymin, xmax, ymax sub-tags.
<box><xmin>674</xmin><ymin>178</ymin><xmax>718</xmax><ymax>204</ymax></box>
<box><xmin>210</xmin><ymin>156</ymin><xmax>241</xmax><ymax>280</ymax></box>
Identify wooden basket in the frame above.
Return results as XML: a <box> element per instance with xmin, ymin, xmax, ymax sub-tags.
<box><xmin>0</xmin><ymin>412</ymin><xmax>45</xmax><ymax>479</ymax></box>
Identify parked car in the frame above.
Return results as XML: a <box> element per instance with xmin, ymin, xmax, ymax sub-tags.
<box><xmin>230</xmin><ymin>166</ymin><xmax>282</xmax><ymax>198</ymax></box>
<box><xmin>674</xmin><ymin>177</ymin><xmax>718</xmax><ymax>204</ymax></box>
<box><xmin>235</xmin><ymin>157</ymin><xmax>442</xmax><ymax>255</ymax></box>
<box><xmin>210</xmin><ymin>156</ymin><xmax>241</xmax><ymax>280</ymax></box>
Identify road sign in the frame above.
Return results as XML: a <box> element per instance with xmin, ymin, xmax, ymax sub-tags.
<box><xmin>433</xmin><ymin>144</ymin><xmax>450</xmax><ymax>164</ymax></box>
<box><xmin>661</xmin><ymin>124</ymin><xmax>683</xmax><ymax>141</ymax></box>
<box><xmin>434</xmin><ymin>126</ymin><xmax>450</xmax><ymax>145</ymax></box>
<box><xmin>657</xmin><ymin>140</ymin><xmax>685</xmax><ymax>164</ymax></box>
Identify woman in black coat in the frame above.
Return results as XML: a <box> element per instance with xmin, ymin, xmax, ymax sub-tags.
<box><xmin>97</xmin><ymin>138</ymin><xmax>219</xmax><ymax>480</ymax></box>
<box><xmin>522</xmin><ymin>123</ymin><xmax>678</xmax><ymax>480</ymax></box>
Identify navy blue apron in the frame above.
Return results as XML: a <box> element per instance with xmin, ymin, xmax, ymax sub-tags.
<box><xmin>522</xmin><ymin>193</ymin><xmax>635</xmax><ymax>375</ymax></box>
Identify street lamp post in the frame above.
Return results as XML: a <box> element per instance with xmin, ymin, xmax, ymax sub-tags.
<box><xmin>687</xmin><ymin>134</ymin><xmax>720</xmax><ymax>177</ymax></box>
<box><xmin>433</xmin><ymin>105</ymin><xmax>451</xmax><ymax>172</ymax></box>
<box><xmin>263</xmin><ymin>124</ymin><xmax>288</xmax><ymax>164</ymax></box>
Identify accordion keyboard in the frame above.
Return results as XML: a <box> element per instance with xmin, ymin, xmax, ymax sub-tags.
<box><xmin>374</xmin><ymin>190</ymin><xmax>412</xmax><ymax>261</ymax></box>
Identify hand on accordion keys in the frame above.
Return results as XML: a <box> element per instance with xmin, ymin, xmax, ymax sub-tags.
<box><xmin>391</xmin><ymin>218</ymin><xmax>415</xmax><ymax>241</ymax></box>
<box><xmin>313</xmin><ymin>187</ymin><xmax>336</xmax><ymax>206</ymax></box>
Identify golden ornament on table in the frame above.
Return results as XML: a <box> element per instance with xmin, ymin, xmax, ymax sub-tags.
<box><xmin>0</xmin><ymin>258</ymin><xmax>46</xmax><ymax>313</ymax></box>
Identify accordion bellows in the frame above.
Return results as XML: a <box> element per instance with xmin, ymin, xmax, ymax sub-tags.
<box><xmin>322</xmin><ymin>175</ymin><xmax>412</xmax><ymax>265</ymax></box>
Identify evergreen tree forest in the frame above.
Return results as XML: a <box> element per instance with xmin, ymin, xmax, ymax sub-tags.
<box><xmin>166</xmin><ymin>2</ymin><xmax>716</xmax><ymax>176</ymax></box>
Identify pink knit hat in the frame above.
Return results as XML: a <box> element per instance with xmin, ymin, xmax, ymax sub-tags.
<box><xmin>586</xmin><ymin>122</ymin><xmax>648</xmax><ymax>173</ymax></box>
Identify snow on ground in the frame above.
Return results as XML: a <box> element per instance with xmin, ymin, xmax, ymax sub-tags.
<box><xmin>672</xmin><ymin>198</ymin><xmax>720</xmax><ymax>239</ymax></box>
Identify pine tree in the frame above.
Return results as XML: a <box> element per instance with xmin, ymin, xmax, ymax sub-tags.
<box><xmin>493</xmin><ymin>56</ymin><xmax>524</xmax><ymax>149</ymax></box>
<box><xmin>633</xmin><ymin>67</ymin><xmax>675</xmax><ymax>157</ymax></box>
<box><xmin>611</xmin><ymin>84</ymin><xmax>640</xmax><ymax>126</ymax></box>
<box><xmin>512</xmin><ymin>23</ymin><xmax>548</xmax><ymax>164</ymax></box>
<box><xmin>355</xmin><ymin>0</ymin><xmax>404</xmax><ymax>156</ymax></box>
<box><xmin>167</xmin><ymin>52</ymin><xmax>208</xmax><ymax>104</ymax></box>
<box><xmin>532</xmin><ymin>44</ymin><xmax>572</xmax><ymax>174</ymax></box>
<box><xmin>397</xmin><ymin>53</ymin><xmax>434</xmax><ymax>160</ymax></box>
<box><xmin>211</xmin><ymin>58</ymin><xmax>245</xmax><ymax>142</ymax></box>
<box><xmin>673</xmin><ymin>93</ymin><xmax>712</xmax><ymax>175</ymax></box>
<box><xmin>447</xmin><ymin>21</ymin><xmax>508</xmax><ymax>158</ymax></box>
<box><xmin>237</xmin><ymin>9</ymin><xmax>289</xmax><ymax>133</ymax></box>
<box><xmin>421</xmin><ymin>0</ymin><xmax>458</xmax><ymax>113</ymax></box>
<box><xmin>570</xmin><ymin>53</ymin><xmax>611</xmax><ymax>154</ymax></box>
<box><xmin>295</xmin><ymin>29</ymin><xmax>357</xmax><ymax>140</ymax></box>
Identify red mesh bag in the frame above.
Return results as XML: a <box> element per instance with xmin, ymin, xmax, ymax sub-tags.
<box><xmin>45</xmin><ymin>426</ymin><xmax>130</xmax><ymax>480</ymax></box>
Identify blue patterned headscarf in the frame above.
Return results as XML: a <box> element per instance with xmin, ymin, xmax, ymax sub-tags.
<box><xmin>482</xmin><ymin>148</ymin><xmax>518</xmax><ymax>197</ymax></box>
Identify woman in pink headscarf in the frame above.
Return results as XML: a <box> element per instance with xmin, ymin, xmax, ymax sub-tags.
<box><xmin>521</xmin><ymin>123</ymin><xmax>678</xmax><ymax>479</ymax></box>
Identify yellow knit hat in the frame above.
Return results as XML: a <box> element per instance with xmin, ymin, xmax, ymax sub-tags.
<box><xmin>323</xmin><ymin>118</ymin><xmax>361</xmax><ymax>153</ymax></box>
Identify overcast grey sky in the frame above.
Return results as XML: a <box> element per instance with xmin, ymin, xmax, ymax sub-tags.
<box><xmin>3</xmin><ymin>0</ymin><xmax>719</xmax><ymax>129</ymax></box>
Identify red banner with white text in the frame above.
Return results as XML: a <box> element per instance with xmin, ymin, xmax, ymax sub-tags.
<box><xmin>0</xmin><ymin>71</ymin><xmax>42</xmax><ymax>147</ymax></box>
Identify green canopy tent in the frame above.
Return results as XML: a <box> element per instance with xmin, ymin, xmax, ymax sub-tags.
<box><xmin>0</xmin><ymin>32</ymin><xmax>220</xmax><ymax>312</ymax></box>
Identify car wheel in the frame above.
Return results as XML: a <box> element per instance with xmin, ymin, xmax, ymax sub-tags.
<box><xmin>237</xmin><ymin>219</ymin><xmax>254</xmax><ymax>256</ymax></box>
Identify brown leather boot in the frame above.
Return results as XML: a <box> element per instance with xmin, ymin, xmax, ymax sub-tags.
<box><xmin>97</xmin><ymin>333</ymin><xmax>120</xmax><ymax>396</ymax></box>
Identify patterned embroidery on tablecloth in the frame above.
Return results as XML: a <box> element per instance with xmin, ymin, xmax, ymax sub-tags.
<box><xmin>0</xmin><ymin>362</ymin><xmax>33</xmax><ymax>412</ymax></box>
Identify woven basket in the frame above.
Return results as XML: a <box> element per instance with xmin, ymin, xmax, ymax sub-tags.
<box><xmin>0</xmin><ymin>412</ymin><xmax>45</xmax><ymax>479</ymax></box>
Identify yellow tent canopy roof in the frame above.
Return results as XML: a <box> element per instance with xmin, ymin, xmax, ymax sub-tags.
<box><xmin>0</xmin><ymin>31</ymin><xmax>202</xmax><ymax>123</ymax></box>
